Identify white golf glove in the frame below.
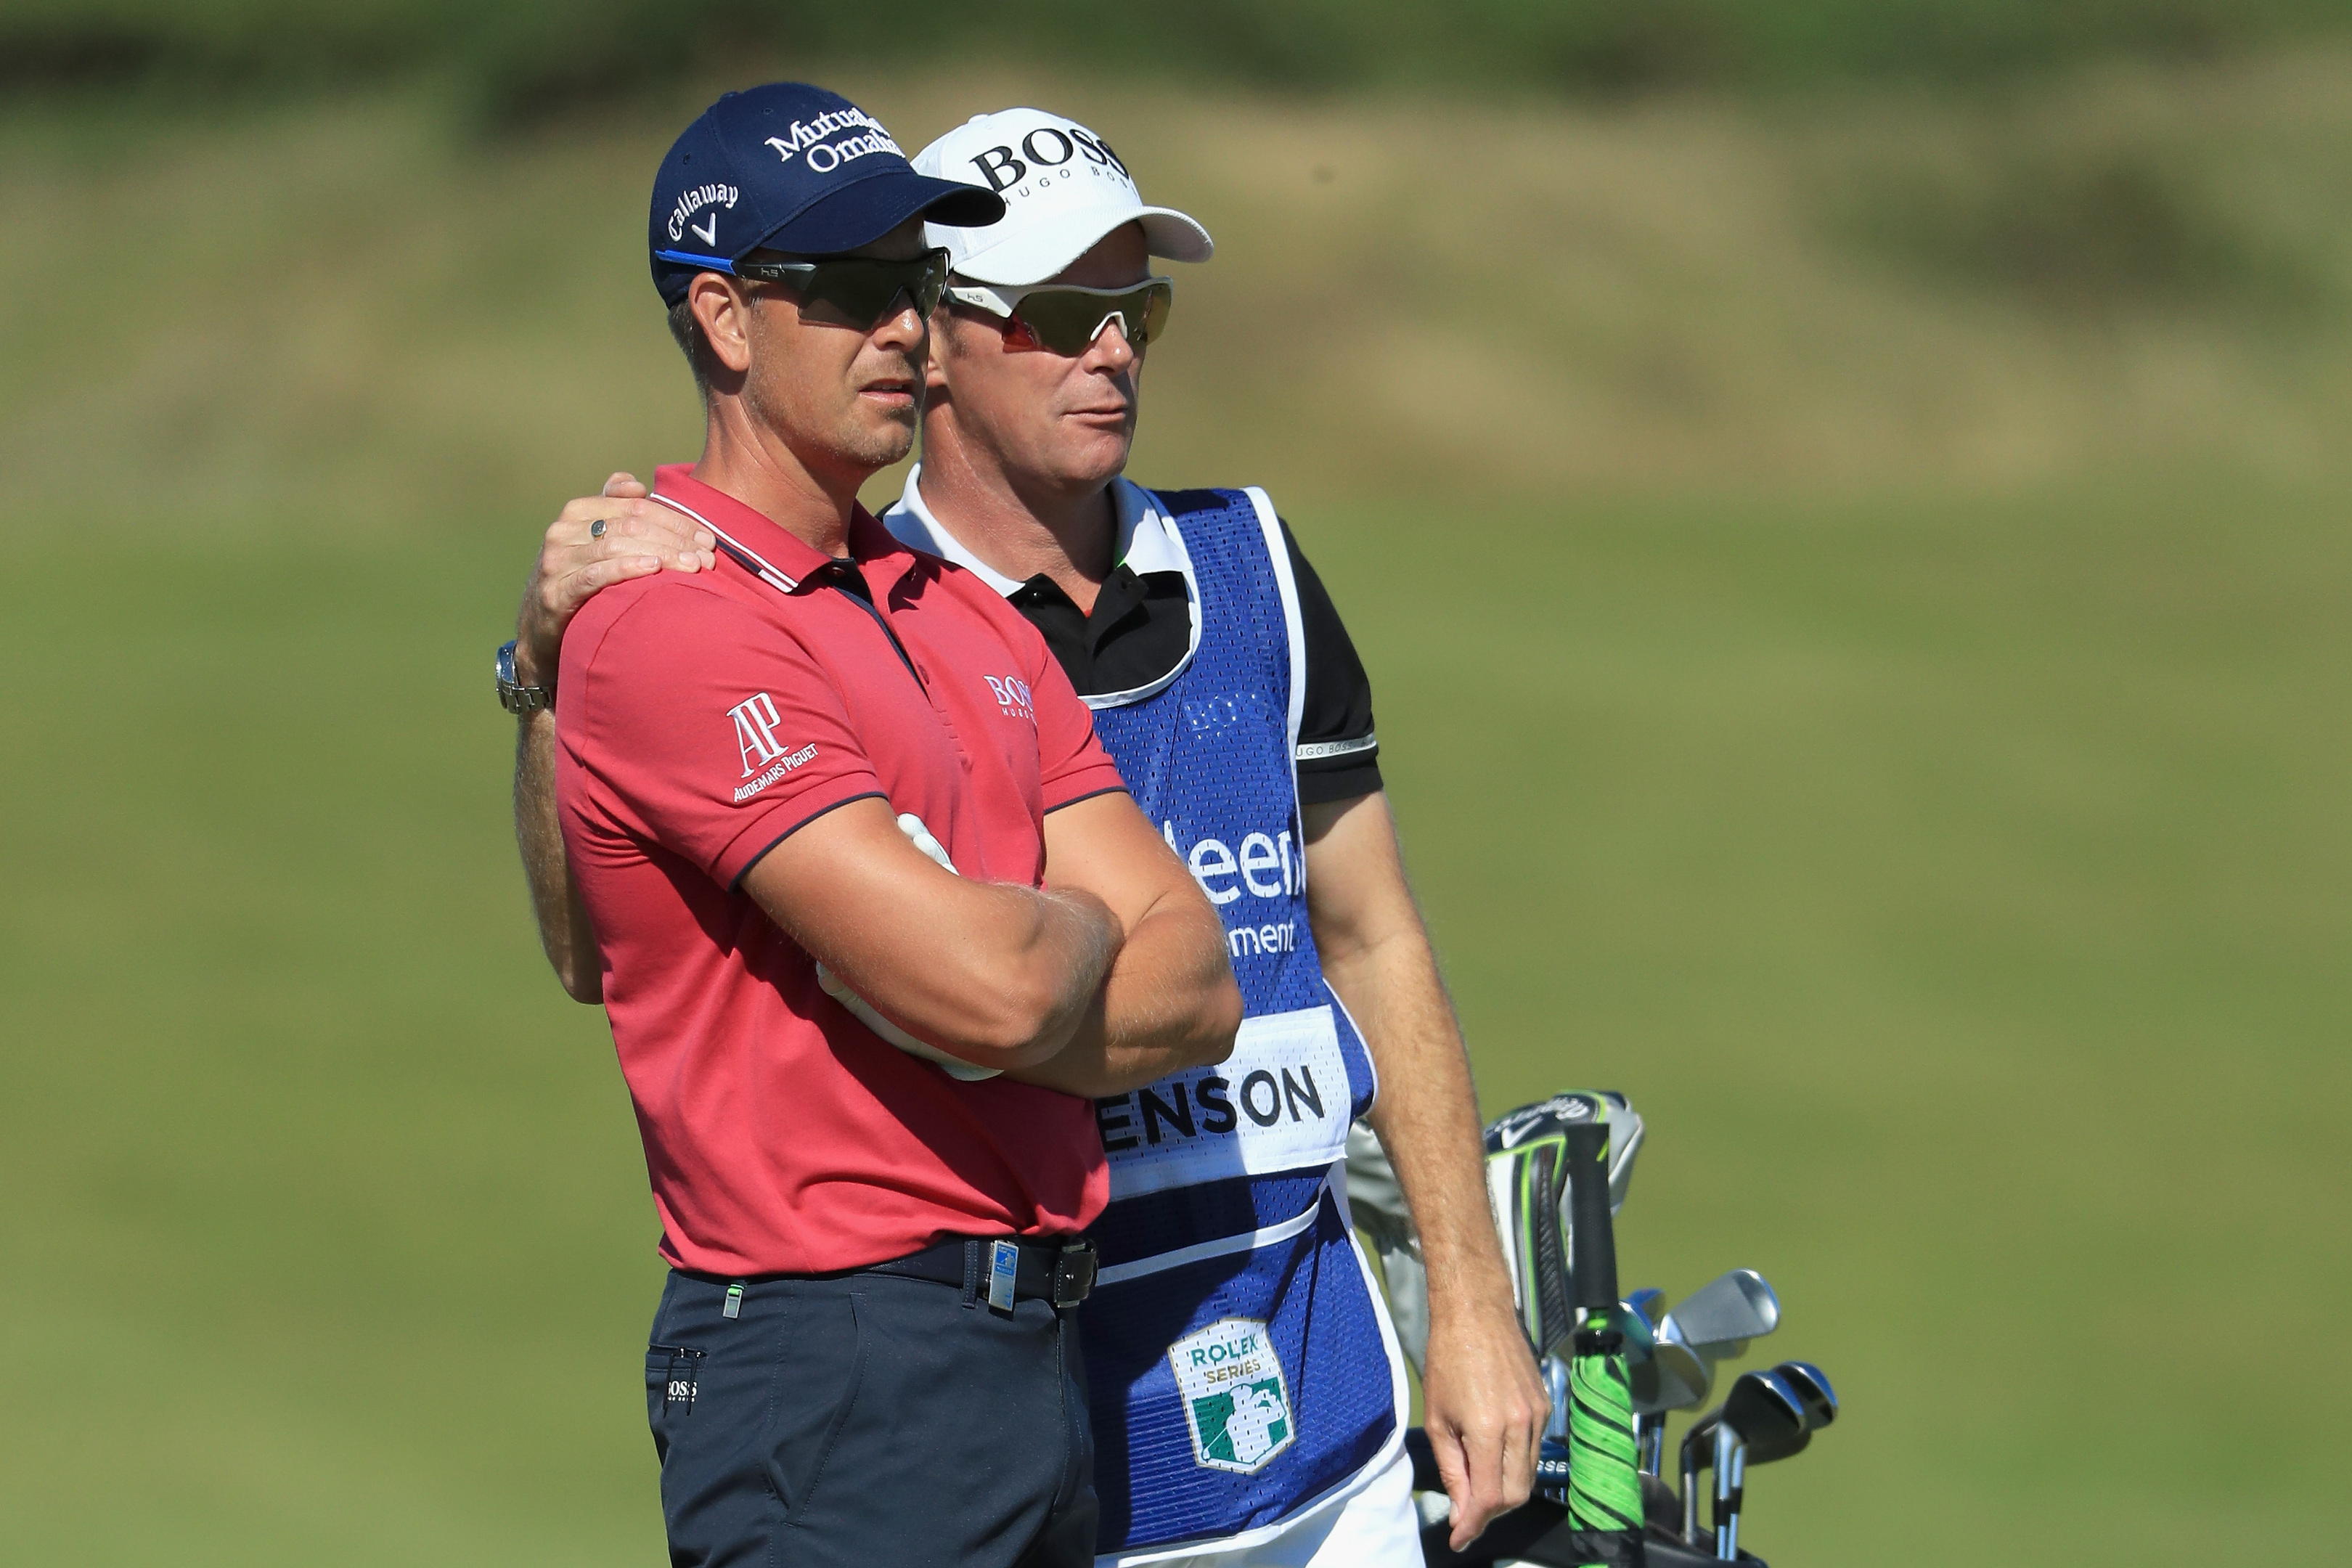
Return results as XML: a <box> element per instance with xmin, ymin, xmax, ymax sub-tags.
<box><xmin>816</xmin><ymin>813</ymin><xmax>1002</xmax><ymax>1082</ymax></box>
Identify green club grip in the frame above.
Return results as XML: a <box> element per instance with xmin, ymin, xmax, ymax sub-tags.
<box><xmin>1561</xmin><ymin>1119</ymin><xmax>1645</xmax><ymax>1564</ymax></box>
<box><xmin>1566</xmin><ymin>1351</ymin><xmax>1646</xmax><ymax>1544</ymax></box>
<box><xmin>1564</xmin><ymin>1121</ymin><xmax>1617</xmax><ymax>1313</ymax></box>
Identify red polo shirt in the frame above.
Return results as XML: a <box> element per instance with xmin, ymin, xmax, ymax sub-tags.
<box><xmin>554</xmin><ymin>465</ymin><xmax>1125</xmax><ymax>1278</ymax></box>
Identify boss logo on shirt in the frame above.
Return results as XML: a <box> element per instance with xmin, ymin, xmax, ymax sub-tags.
<box><xmin>1183</xmin><ymin>691</ymin><xmax>1277</xmax><ymax>740</ymax></box>
<box><xmin>981</xmin><ymin>674</ymin><xmax>1035</xmax><ymax>721</ymax></box>
<box><xmin>728</xmin><ymin>692</ymin><xmax>817</xmax><ymax>804</ymax></box>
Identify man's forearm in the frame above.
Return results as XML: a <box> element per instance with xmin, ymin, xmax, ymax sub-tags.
<box><xmin>1330</xmin><ymin>927</ymin><xmax>1516</xmax><ymax>1316</ymax></box>
<box><xmin>745</xmin><ymin>801</ymin><xmax>1127</xmax><ymax>1071</ymax></box>
<box><xmin>876</xmin><ymin>879</ymin><xmax>1121</xmax><ymax>1068</ymax></box>
<box><xmin>1305</xmin><ymin>794</ymin><xmax>1514</xmax><ymax>1310</ymax></box>
<box><xmin>1010</xmin><ymin>791</ymin><xmax>1241</xmax><ymax>1097</ymax></box>
<box><xmin>514</xmin><ymin>711</ymin><xmax>600</xmax><ymax>1002</ymax></box>
<box><xmin>1005</xmin><ymin>895</ymin><xmax>1241</xmax><ymax>1097</ymax></box>
<box><xmin>1307</xmin><ymin>791</ymin><xmax>1543</xmax><ymax>1545</ymax></box>
<box><xmin>999</xmin><ymin>885</ymin><xmax>1129</xmax><ymax>1066</ymax></box>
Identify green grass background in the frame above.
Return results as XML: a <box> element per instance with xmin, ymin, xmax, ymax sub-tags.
<box><xmin>4</xmin><ymin>45</ymin><xmax>2349</xmax><ymax>1567</ymax></box>
<box><xmin>15</xmin><ymin>0</ymin><xmax>2352</xmax><ymax>107</ymax></box>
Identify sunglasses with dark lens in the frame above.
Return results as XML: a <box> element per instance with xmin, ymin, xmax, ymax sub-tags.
<box><xmin>946</xmin><ymin>277</ymin><xmax>1175</xmax><ymax>356</ymax></box>
<box><xmin>732</xmin><ymin>248</ymin><xmax>952</xmax><ymax>330</ymax></box>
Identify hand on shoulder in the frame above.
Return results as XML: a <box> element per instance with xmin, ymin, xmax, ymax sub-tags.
<box><xmin>514</xmin><ymin>472</ymin><xmax>718</xmax><ymax>686</ymax></box>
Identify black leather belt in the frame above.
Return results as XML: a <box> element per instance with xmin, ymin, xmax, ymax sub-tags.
<box><xmin>862</xmin><ymin>1235</ymin><xmax>1098</xmax><ymax>1309</ymax></box>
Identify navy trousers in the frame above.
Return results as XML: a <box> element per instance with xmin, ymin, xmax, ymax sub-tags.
<box><xmin>646</xmin><ymin>1267</ymin><xmax>1097</xmax><ymax>1568</ymax></box>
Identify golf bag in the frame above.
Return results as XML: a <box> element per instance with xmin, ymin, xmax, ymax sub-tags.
<box><xmin>1346</xmin><ymin>1092</ymin><xmax>1643</xmax><ymax>1375</ymax></box>
<box><xmin>1350</xmin><ymin>1093</ymin><xmax>1810</xmax><ymax>1567</ymax></box>
<box><xmin>1406</xmin><ymin>1433</ymin><xmax>1765</xmax><ymax>1567</ymax></box>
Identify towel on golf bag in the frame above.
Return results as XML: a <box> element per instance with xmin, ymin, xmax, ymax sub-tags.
<box><xmin>1342</xmin><ymin>1121</ymin><xmax>1429</xmax><ymax>1371</ymax></box>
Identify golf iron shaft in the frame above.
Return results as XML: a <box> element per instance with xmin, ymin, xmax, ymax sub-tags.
<box><xmin>1679</xmin><ymin>1409</ymin><xmax>1721</xmax><ymax>1546</ymax></box>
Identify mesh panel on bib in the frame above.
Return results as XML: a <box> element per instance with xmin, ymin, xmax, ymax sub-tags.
<box><xmin>1079</xmin><ymin>488</ymin><xmax>1395</xmax><ymax>1551</ymax></box>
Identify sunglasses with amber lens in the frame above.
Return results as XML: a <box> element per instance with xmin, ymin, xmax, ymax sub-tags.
<box><xmin>732</xmin><ymin>248</ymin><xmax>952</xmax><ymax>330</ymax></box>
<box><xmin>947</xmin><ymin>277</ymin><xmax>1175</xmax><ymax>356</ymax></box>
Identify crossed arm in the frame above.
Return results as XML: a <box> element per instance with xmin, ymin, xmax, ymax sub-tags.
<box><xmin>736</xmin><ymin>793</ymin><xmax>1236</xmax><ymax>1086</ymax></box>
<box><xmin>510</xmin><ymin>478</ymin><xmax>1238</xmax><ymax>1093</ymax></box>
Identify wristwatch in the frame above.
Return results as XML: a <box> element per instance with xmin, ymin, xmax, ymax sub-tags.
<box><xmin>496</xmin><ymin>640</ymin><xmax>553</xmax><ymax>715</ymax></box>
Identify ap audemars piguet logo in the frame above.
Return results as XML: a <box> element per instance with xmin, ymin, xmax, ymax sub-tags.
<box><xmin>729</xmin><ymin>693</ymin><xmax>816</xmax><ymax>804</ymax></box>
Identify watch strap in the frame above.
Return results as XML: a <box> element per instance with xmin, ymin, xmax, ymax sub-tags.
<box><xmin>497</xmin><ymin>640</ymin><xmax>553</xmax><ymax>715</ymax></box>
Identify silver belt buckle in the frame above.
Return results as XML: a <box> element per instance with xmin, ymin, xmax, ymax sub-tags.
<box><xmin>1051</xmin><ymin>1241</ymin><xmax>1098</xmax><ymax>1309</ymax></box>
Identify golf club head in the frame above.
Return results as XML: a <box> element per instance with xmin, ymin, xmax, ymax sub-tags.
<box><xmin>1612</xmin><ymin>1299</ymin><xmax>1659</xmax><ymax>1357</ymax></box>
<box><xmin>1628</xmin><ymin>1340</ymin><xmax>1711</xmax><ymax>1415</ymax></box>
<box><xmin>1656</xmin><ymin>1308</ymin><xmax>1727</xmax><ymax>1392</ymax></box>
<box><xmin>1747</xmin><ymin>1425</ymin><xmax>1812</xmax><ymax>1465</ymax></box>
<box><xmin>1681</xmin><ymin>1408</ymin><xmax>1723</xmax><ymax>1475</ymax></box>
<box><xmin>1626</xmin><ymin>1286</ymin><xmax>1667</xmax><ymax>1331</ymax></box>
<box><xmin>1722</xmin><ymin>1368</ymin><xmax>1808</xmax><ymax>1463</ymax></box>
<box><xmin>1663</xmin><ymin>1268</ymin><xmax>1779</xmax><ymax>1360</ymax></box>
<box><xmin>1773</xmin><ymin>1360</ymin><xmax>1838</xmax><ymax>1431</ymax></box>
<box><xmin>1654</xmin><ymin>1309</ymin><xmax>1724</xmax><ymax>1401</ymax></box>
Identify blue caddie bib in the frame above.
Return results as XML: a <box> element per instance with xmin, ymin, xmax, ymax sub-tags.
<box><xmin>1080</xmin><ymin>486</ymin><xmax>1405</xmax><ymax>1554</ymax></box>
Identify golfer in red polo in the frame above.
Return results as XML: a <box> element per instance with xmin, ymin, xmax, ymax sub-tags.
<box><xmin>526</xmin><ymin>84</ymin><xmax>1241</xmax><ymax>1568</ymax></box>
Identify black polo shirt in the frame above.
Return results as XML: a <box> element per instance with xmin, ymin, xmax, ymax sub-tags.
<box><xmin>1003</xmin><ymin>514</ymin><xmax>1381</xmax><ymax>806</ymax></box>
<box><xmin>884</xmin><ymin>477</ymin><xmax>1385</xmax><ymax>805</ymax></box>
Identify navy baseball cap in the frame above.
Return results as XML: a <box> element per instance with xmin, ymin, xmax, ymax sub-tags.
<box><xmin>649</xmin><ymin>83</ymin><xmax>1005</xmax><ymax>305</ymax></box>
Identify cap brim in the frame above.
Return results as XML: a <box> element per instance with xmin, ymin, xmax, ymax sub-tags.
<box><xmin>1138</xmin><ymin>208</ymin><xmax>1215</xmax><ymax>265</ymax></box>
<box><xmin>751</xmin><ymin>169</ymin><xmax>1005</xmax><ymax>258</ymax></box>
<box><xmin>950</xmin><ymin>205</ymin><xmax>1214</xmax><ymax>285</ymax></box>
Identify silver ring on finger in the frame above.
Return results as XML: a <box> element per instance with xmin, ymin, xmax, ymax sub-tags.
<box><xmin>589</xmin><ymin>518</ymin><xmax>608</xmax><ymax>538</ymax></box>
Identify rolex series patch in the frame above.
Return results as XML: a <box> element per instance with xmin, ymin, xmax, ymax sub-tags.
<box><xmin>1168</xmin><ymin>1317</ymin><xmax>1295</xmax><ymax>1474</ymax></box>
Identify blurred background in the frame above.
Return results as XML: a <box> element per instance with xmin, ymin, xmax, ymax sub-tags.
<box><xmin>4</xmin><ymin>3</ymin><xmax>2347</xmax><ymax>1564</ymax></box>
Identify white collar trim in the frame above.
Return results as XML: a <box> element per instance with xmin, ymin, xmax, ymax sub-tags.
<box><xmin>885</xmin><ymin>465</ymin><xmax>1026</xmax><ymax>595</ymax></box>
<box><xmin>883</xmin><ymin>466</ymin><xmax>1201</xmax><ymax>709</ymax></box>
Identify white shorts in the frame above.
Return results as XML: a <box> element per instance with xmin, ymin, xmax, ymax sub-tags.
<box><xmin>1095</xmin><ymin>1439</ymin><xmax>1421</xmax><ymax>1568</ymax></box>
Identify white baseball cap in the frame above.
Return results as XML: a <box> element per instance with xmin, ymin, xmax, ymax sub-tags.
<box><xmin>913</xmin><ymin>107</ymin><xmax>1214</xmax><ymax>285</ymax></box>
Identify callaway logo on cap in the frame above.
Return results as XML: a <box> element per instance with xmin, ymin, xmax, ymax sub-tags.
<box><xmin>648</xmin><ymin>83</ymin><xmax>1007</xmax><ymax>304</ymax></box>
<box><xmin>914</xmin><ymin>108</ymin><xmax>1214</xmax><ymax>286</ymax></box>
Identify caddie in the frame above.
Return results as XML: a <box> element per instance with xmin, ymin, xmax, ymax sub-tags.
<box><xmin>510</xmin><ymin>106</ymin><xmax>1544</xmax><ymax>1565</ymax></box>
<box><xmin>503</xmin><ymin>83</ymin><xmax>1242</xmax><ymax>1568</ymax></box>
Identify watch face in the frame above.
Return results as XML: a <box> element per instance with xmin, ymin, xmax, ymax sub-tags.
<box><xmin>497</xmin><ymin>640</ymin><xmax>520</xmax><ymax>684</ymax></box>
